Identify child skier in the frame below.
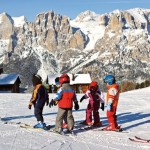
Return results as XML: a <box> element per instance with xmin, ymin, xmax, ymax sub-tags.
<box><xmin>49</xmin><ymin>74</ymin><xmax>79</xmax><ymax>134</ymax></box>
<box><xmin>28</xmin><ymin>74</ymin><xmax>49</xmax><ymax>128</ymax></box>
<box><xmin>80</xmin><ymin>81</ymin><xmax>105</xmax><ymax>126</ymax></box>
<box><xmin>103</xmin><ymin>74</ymin><xmax>120</xmax><ymax>131</ymax></box>
<box><xmin>49</xmin><ymin>77</ymin><xmax>68</xmax><ymax>129</ymax></box>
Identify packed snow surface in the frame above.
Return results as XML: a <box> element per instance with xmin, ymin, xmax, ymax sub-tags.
<box><xmin>0</xmin><ymin>87</ymin><xmax>150</xmax><ymax>150</ymax></box>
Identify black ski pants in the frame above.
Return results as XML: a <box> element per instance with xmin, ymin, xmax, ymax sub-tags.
<box><xmin>34</xmin><ymin>107</ymin><xmax>44</xmax><ymax>122</ymax></box>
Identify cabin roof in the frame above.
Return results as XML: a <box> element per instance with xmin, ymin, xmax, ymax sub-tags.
<box><xmin>0</xmin><ymin>74</ymin><xmax>21</xmax><ymax>85</ymax></box>
<box><xmin>47</xmin><ymin>74</ymin><xmax>92</xmax><ymax>85</ymax></box>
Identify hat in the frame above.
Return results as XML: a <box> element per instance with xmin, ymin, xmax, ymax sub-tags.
<box><xmin>32</xmin><ymin>74</ymin><xmax>42</xmax><ymax>86</ymax></box>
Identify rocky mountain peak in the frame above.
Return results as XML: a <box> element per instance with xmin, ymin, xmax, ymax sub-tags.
<box><xmin>74</xmin><ymin>10</ymin><xmax>98</xmax><ymax>22</ymax></box>
<box><xmin>0</xmin><ymin>8</ymin><xmax>150</xmax><ymax>88</ymax></box>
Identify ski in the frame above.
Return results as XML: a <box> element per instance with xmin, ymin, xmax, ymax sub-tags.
<box><xmin>49</xmin><ymin>129</ymin><xmax>76</xmax><ymax>137</ymax></box>
<box><xmin>2</xmin><ymin>121</ymin><xmax>22</xmax><ymax>125</ymax></box>
<box><xmin>20</xmin><ymin>124</ymin><xmax>51</xmax><ymax>131</ymax></box>
<box><xmin>75</xmin><ymin>122</ymin><xmax>101</xmax><ymax>131</ymax></box>
<box><xmin>129</xmin><ymin>138</ymin><xmax>150</xmax><ymax>143</ymax></box>
<box><xmin>77</xmin><ymin>126</ymin><xmax>94</xmax><ymax>131</ymax></box>
<box><xmin>135</xmin><ymin>136</ymin><xmax>150</xmax><ymax>142</ymax></box>
<box><xmin>93</xmin><ymin>127</ymin><xmax>128</xmax><ymax>133</ymax></box>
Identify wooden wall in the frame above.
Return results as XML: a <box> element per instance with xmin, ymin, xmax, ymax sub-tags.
<box><xmin>0</xmin><ymin>80</ymin><xmax>20</xmax><ymax>93</ymax></box>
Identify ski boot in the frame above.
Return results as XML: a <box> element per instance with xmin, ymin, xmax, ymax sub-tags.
<box><xmin>102</xmin><ymin>124</ymin><xmax>121</xmax><ymax>131</ymax></box>
<box><xmin>93</xmin><ymin>121</ymin><xmax>102</xmax><ymax>127</ymax></box>
<box><xmin>65</xmin><ymin>129</ymin><xmax>76</xmax><ymax>136</ymax></box>
<box><xmin>62</xmin><ymin>123</ymin><xmax>69</xmax><ymax>129</ymax></box>
<box><xmin>34</xmin><ymin>122</ymin><xmax>46</xmax><ymax>129</ymax></box>
<box><xmin>80</xmin><ymin>120</ymin><xmax>93</xmax><ymax>126</ymax></box>
<box><xmin>52</xmin><ymin>128</ymin><xmax>64</xmax><ymax>135</ymax></box>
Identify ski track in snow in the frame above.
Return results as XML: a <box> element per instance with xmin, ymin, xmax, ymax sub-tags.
<box><xmin>0</xmin><ymin>87</ymin><xmax>150</xmax><ymax>150</ymax></box>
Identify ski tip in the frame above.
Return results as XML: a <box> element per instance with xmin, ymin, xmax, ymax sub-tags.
<box><xmin>129</xmin><ymin>138</ymin><xmax>134</xmax><ymax>141</ymax></box>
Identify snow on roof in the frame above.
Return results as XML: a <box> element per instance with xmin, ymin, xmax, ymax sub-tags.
<box><xmin>12</xmin><ymin>16</ymin><xmax>26</xmax><ymax>27</ymax></box>
<box><xmin>47</xmin><ymin>74</ymin><xmax>92</xmax><ymax>85</ymax></box>
<box><xmin>0</xmin><ymin>74</ymin><xmax>20</xmax><ymax>85</ymax></box>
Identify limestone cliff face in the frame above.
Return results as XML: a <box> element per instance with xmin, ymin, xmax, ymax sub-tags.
<box><xmin>0</xmin><ymin>13</ymin><xmax>14</xmax><ymax>52</ymax></box>
<box><xmin>0</xmin><ymin>11</ymin><xmax>87</xmax><ymax>54</ymax></box>
<box><xmin>30</xmin><ymin>11</ymin><xmax>87</xmax><ymax>51</ymax></box>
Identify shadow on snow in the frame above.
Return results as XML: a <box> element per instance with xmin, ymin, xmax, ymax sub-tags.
<box><xmin>1</xmin><ymin>111</ymin><xmax>149</xmax><ymax>131</ymax></box>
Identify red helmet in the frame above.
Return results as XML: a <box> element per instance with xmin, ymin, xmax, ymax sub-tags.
<box><xmin>59</xmin><ymin>74</ymin><xmax>70</xmax><ymax>85</ymax></box>
<box><xmin>89</xmin><ymin>81</ymin><xmax>98</xmax><ymax>92</ymax></box>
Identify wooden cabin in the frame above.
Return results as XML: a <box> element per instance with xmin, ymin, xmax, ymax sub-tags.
<box><xmin>47</xmin><ymin>74</ymin><xmax>92</xmax><ymax>93</ymax></box>
<box><xmin>0</xmin><ymin>74</ymin><xmax>21</xmax><ymax>93</ymax></box>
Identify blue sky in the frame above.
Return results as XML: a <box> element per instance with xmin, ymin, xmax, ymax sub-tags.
<box><xmin>0</xmin><ymin>0</ymin><xmax>150</xmax><ymax>22</ymax></box>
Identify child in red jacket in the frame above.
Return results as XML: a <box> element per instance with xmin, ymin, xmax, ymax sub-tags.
<box><xmin>49</xmin><ymin>74</ymin><xmax>79</xmax><ymax>135</ymax></box>
<box><xmin>53</xmin><ymin>77</ymin><xmax>68</xmax><ymax>129</ymax></box>
<box><xmin>80</xmin><ymin>81</ymin><xmax>105</xmax><ymax>126</ymax></box>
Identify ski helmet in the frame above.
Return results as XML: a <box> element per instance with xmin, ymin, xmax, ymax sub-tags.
<box><xmin>59</xmin><ymin>74</ymin><xmax>70</xmax><ymax>85</ymax></box>
<box><xmin>32</xmin><ymin>74</ymin><xmax>42</xmax><ymax>86</ymax></box>
<box><xmin>89</xmin><ymin>81</ymin><xmax>98</xmax><ymax>92</ymax></box>
<box><xmin>103</xmin><ymin>75</ymin><xmax>115</xmax><ymax>85</ymax></box>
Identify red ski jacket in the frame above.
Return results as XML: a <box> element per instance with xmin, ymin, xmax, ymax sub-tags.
<box><xmin>106</xmin><ymin>83</ymin><xmax>120</xmax><ymax>107</ymax></box>
<box><xmin>54</xmin><ymin>83</ymin><xmax>77</xmax><ymax>108</ymax></box>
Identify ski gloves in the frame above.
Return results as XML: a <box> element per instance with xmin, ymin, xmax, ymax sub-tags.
<box><xmin>49</xmin><ymin>99</ymin><xmax>57</xmax><ymax>108</ymax></box>
<box><xmin>74</xmin><ymin>101</ymin><xmax>79</xmax><ymax>110</ymax></box>
<box><xmin>80</xmin><ymin>97</ymin><xmax>84</xmax><ymax>102</ymax></box>
<box><xmin>46</xmin><ymin>99</ymin><xmax>49</xmax><ymax>106</ymax></box>
<box><xmin>107</xmin><ymin>102</ymin><xmax>112</xmax><ymax>111</ymax></box>
<box><xmin>49</xmin><ymin>99</ymin><xmax>55</xmax><ymax>108</ymax></box>
<box><xmin>28</xmin><ymin>104</ymin><xmax>32</xmax><ymax>110</ymax></box>
<box><xmin>100</xmin><ymin>103</ymin><xmax>105</xmax><ymax>111</ymax></box>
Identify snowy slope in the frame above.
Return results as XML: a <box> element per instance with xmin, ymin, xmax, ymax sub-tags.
<box><xmin>0</xmin><ymin>87</ymin><xmax>150</xmax><ymax>150</ymax></box>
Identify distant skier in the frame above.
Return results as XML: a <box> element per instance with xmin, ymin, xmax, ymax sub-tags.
<box><xmin>28</xmin><ymin>74</ymin><xmax>49</xmax><ymax>128</ymax></box>
<box><xmin>103</xmin><ymin>74</ymin><xmax>120</xmax><ymax>131</ymax></box>
<box><xmin>51</xmin><ymin>84</ymin><xmax>55</xmax><ymax>93</ymax></box>
<box><xmin>78</xmin><ymin>85</ymin><xmax>83</xmax><ymax>93</ymax></box>
<box><xmin>49</xmin><ymin>74</ymin><xmax>79</xmax><ymax>135</ymax></box>
<box><xmin>80</xmin><ymin>81</ymin><xmax>105</xmax><ymax>126</ymax></box>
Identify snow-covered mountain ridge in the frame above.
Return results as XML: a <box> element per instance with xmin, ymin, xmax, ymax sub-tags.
<box><xmin>0</xmin><ymin>8</ymin><xmax>150</xmax><ymax>87</ymax></box>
